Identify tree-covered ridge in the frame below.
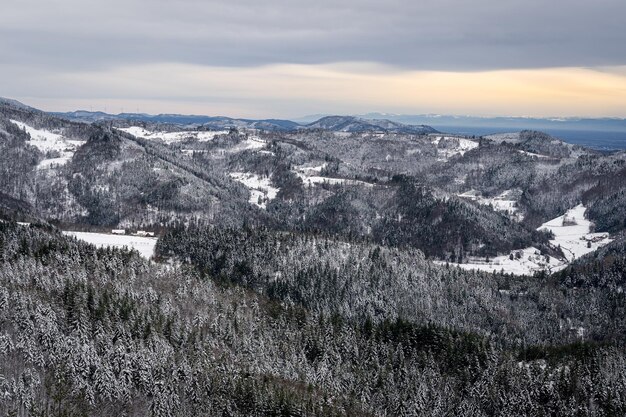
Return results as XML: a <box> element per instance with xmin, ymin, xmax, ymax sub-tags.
<box><xmin>5</xmin><ymin>99</ymin><xmax>626</xmax><ymax>261</ymax></box>
<box><xmin>2</xmin><ymin>221</ymin><xmax>626</xmax><ymax>416</ymax></box>
<box><xmin>156</xmin><ymin>224</ymin><xmax>626</xmax><ymax>346</ymax></box>
<box><xmin>2</xmin><ymin>99</ymin><xmax>626</xmax><ymax>416</ymax></box>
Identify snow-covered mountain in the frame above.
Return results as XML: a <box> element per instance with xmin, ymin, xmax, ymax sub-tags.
<box><xmin>305</xmin><ymin>115</ymin><xmax>437</xmax><ymax>134</ymax></box>
<box><xmin>54</xmin><ymin>109</ymin><xmax>438</xmax><ymax>134</ymax></box>
<box><xmin>2</xmin><ymin>97</ymin><xmax>626</xmax><ymax>416</ymax></box>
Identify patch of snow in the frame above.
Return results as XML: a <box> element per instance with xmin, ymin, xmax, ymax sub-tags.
<box><xmin>232</xmin><ymin>136</ymin><xmax>267</xmax><ymax>152</ymax></box>
<box><xmin>459</xmin><ymin>189</ymin><xmax>523</xmax><ymax>221</ymax></box>
<box><xmin>293</xmin><ymin>163</ymin><xmax>373</xmax><ymax>188</ymax></box>
<box><xmin>537</xmin><ymin>204</ymin><xmax>612</xmax><ymax>261</ymax></box>
<box><xmin>229</xmin><ymin>172</ymin><xmax>279</xmax><ymax>209</ymax></box>
<box><xmin>442</xmin><ymin>204</ymin><xmax>612</xmax><ymax>275</ymax></box>
<box><xmin>518</xmin><ymin>150</ymin><xmax>550</xmax><ymax>159</ymax></box>
<box><xmin>485</xmin><ymin>132</ymin><xmax>521</xmax><ymax>142</ymax></box>
<box><xmin>10</xmin><ymin>120</ymin><xmax>81</xmax><ymax>169</ymax></box>
<box><xmin>432</xmin><ymin>136</ymin><xmax>479</xmax><ymax>160</ymax></box>
<box><xmin>63</xmin><ymin>231</ymin><xmax>157</xmax><ymax>259</ymax></box>
<box><xmin>119</xmin><ymin>126</ymin><xmax>228</xmax><ymax>144</ymax></box>
<box><xmin>296</xmin><ymin>174</ymin><xmax>373</xmax><ymax>188</ymax></box>
<box><xmin>180</xmin><ymin>149</ymin><xmax>210</xmax><ymax>155</ymax></box>
<box><xmin>438</xmin><ymin>247</ymin><xmax>564</xmax><ymax>276</ymax></box>
<box><xmin>296</xmin><ymin>163</ymin><xmax>327</xmax><ymax>174</ymax></box>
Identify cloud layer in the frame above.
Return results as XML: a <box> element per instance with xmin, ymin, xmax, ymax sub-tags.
<box><xmin>2</xmin><ymin>0</ymin><xmax>625</xmax><ymax>116</ymax></box>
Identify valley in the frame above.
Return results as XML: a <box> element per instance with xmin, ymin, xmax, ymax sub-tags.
<box><xmin>1</xmin><ymin>97</ymin><xmax>626</xmax><ymax>416</ymax></box>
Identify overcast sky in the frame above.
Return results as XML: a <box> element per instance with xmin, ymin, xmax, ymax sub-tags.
<box><xmin>1</xmin><ymin>0</ymin><xmax>625</xmax><ymax>118</ymax></box>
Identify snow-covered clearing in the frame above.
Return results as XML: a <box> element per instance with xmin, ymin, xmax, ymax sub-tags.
<box><xmin>296</xmin><ymin>163</ymin><xmax>327</xmax><ymax>174</ymax></box>
<box><xmin>10</xmin><ymin>120</ymin><xmax>83</xmax><ymax>169</ymax></box>
<box><xmin>459</xmin><ymin>189</ymin><xmax>523</xmax><ymax>221</ymax></box>
<box><xmin>299</xmin><ymin>176</ymin><xmax>372</xmax><ymax>187</ymax></box>
<box><xmin>63</xmin><ymin>231</ymin><xmax>157</xmax><ymax>259</ymax></box>
<box><xmin>444</xmin><ymin>204</ymin><xmax>611</xmax><ymax>275</ymax></box>
<box><xmin>485</xmin><ymin>132</ymin><xmax>520</xmax><ymax>142</ymax></box>
<box><xmin>431</xmin><ymin>136</ymin><xmax>479</xmax><ymax>160</ymax></box>
<box><xmin>538</xmin><ymin>204</ymin><xmax>612</xmax><ymax>262</ymax></box>
<box><xmin>229</xmin><ymin>172</ymin><xmax>279</xmax><ymax>209</ymax></box>
<box><xmin>293</xmin><ymin>163</ymin><xmax>373</xmax><ymax>188</ymax></box>
<box><xmin>518</xmin><ymin>150</ymin><xmax>550</xmax><ymax>159</ymax></box>
<box><xmin>120</xmin><ymin>127</ymin><xmax>268</xmax><ymax>152</ymax></box>
<box><xmin>119</xmin><ymin>127</ymin><xmax>228</xmax><ymax>144</ymax></box>
<box><xmin>232</xmin><ymin>136</ymin><xmax>267</xmax><ymax>152</ymax></box>
<box><xmin>441</xmin><ymin>247</ymin><xmax>563</xmax><ymax>275</ymax></box>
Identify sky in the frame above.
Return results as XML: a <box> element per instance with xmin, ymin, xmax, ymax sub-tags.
<box><xmin>1</xmin><ymin>0</ymin><xmax>626</xmax><ymax>118</ymax></box>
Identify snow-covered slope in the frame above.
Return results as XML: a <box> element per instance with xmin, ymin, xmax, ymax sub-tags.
<box><xmin>459</xmin><ymin>189</ymin><xmax>523</xmax><ymax>221</ymax></box>
<box><xmin>306</xmin><ymin>116</ymin><xmax>436</xmax><ymax>134</ymax></box>
<box><xmin>10</xmin><ymin>120</ymin><xmax>83</xmax><ymax>169</ymax></box>
<box><xmin>231</xmin><ymin>136</ymin><xmax>267</xmax><ymax>152</ymax></box>
<box><xmin>444</xmin><ymin>247</ymin><xmax>562</xmax><ymax>275</ymax></box>
<box><xmin>119</xmin><ymin>126</ymin><xmax>228</xmax><ymax>143</ymax></box>
<box><xmin>120</xmin><ymin>127</ymin><xmax>268</xmax><ymax>153</ymax></box>
<box><xmin>62</xmin><ymin>231</ymin><xmax>157</xmax><ymax>259</ymax></box>
<box><xmin>445</xmin><ymin>204</ymin><xmax>612</xmax><ymax>275</ymax></box>
<box><xmin>538</xmin><ymin>204</ymin><xmax>612</xmax><ymax>262</ymax></box>
<box><xmin>293</xmin><ymin>163</ymin><xmax>373</xmax><ymax>188</ymax></box>
<box><xmin>229</xmin><ymin>172</ymin><xmax>279</xmax><ymax>209</ymax></box>
<box><xmin>431</xmin><ymin>136</ymin><xmax>479</xmax><ymax>160</ymax></box>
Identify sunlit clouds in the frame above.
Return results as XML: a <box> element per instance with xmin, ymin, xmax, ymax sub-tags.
<box><xmin>11</xmin><ymin>63</ymin><xmax>626</xmax><ymax>118</ymax></box>
<box><xmin>2</xmin><ymin>0</ymin><xmax>625</xmax><ymax>117</ymax></box>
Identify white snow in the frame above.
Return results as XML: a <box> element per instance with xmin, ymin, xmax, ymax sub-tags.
<box><xmin>229</xmin><ymin>172</ymin><xmax>279</xmax><ymax>209</ymax></box>
<box><xmin>518</xmin><ymin>150</ymin><xmax>550</xmax><ymax>159</ymax></box>
<box><xmin>432</xmin><ymin>136</ymin><xmax>479</xmax><ymax>160</ymax></box>
<box><xmin>296</xmin><ymin>163</ymin><xmax>327</xmax><ymax>174</ymax></box>
<box><xmin>119</xmin><ymin>126</ymin><xmax>228</xmax><ymax>144</ymax></box>
<box><xmin>296</xmin><ymin>174</ymin><xmax>373</xmax><ymax>188</ymax></box>
<box><xmin>293</xmin><ymin>163</ymin><xmax>373</xmax><ymax>188</ymax></box>
<box><xmin>10</xmin><ymin>120</ymin><xmax>82</xmax><ymax>169</ymax></box>
<box><xmin>63</xmin><ymin>231</ymin><xmax>157</xmax><ymax>259</ymax></box>
<box><xmin>537</xmin><ymin>204</ymin><xmax>612</xmax><ymax>261</ymax></box>
<box><xmin>231</xmin><ymin>136</ymin><xmax>267</xmax><ymax>152</ymax></box>
<box><xmin>439</xmin><ymin>247</ymin><xmax>563</xmax><ymax>275</ymax></box>
<box><xmin>459</xmin><ymin>189</ymin><xmax>523</xmax><ymax>221</ymax></box>
<box><xmin>443</xmin><ymin>204</ymin><xmax>611</xmax><ymax>275</ymax></box>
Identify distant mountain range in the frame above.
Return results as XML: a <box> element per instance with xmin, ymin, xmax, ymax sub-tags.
<box><xmin>52</xmin><ymin>109</ymin><xmax>437</xmax><ymax>134</ymax></box>
<box><xmin>5</xmin><ymin>96</ymin><xmax>625</xmax><ymax>148</ymax></box>
<box><xmin>298</xmin><ymin>112</ymin><xmax>626</xmax><ymax>132</ymax></box>
<box><xmin>305</xmin><ymin>116</ymin><xmax>436</xmax><ymax>134</ymax></box>
<box><xmin>300</xmin><ymin>112</ymin><xmax>626</xmax><ymax>150</ymax></box>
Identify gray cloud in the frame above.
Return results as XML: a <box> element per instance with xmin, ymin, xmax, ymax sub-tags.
<box><xmin>1</xmin><ymin>0</ymin><xmax>625</xmax><ymax>71</ymax></box>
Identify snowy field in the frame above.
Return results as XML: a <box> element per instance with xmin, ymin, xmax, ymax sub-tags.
<box><xmin>119</xmin><ymin>126</ymin><xmax>228</xmax><ymax>144</ymax></box>
<box><xmin>10</xmin><ymin>120</ymin><xmax>83</xmax><ymax>169</ymax></box>
<box><xmin>63</xmin><ymin>231</ymin><xmax>157</xmax><ymax>259</ymax></box>
<box><xmin>518</xmin><ymin>150</ymin><xmax>550</xmax><ymax>158</ymax></box>
<box><xmin>445</xmin><ymin>204</ymin><xmax>611</xmax><ymax>275</ymax></box>
<box><xmin>229</xmin><ymin>172</ymin><xmax>279</xmax><ymax>209</ymax></box>
<box><xmin>293</xmin><ymin>163</ymin><xmax>373</xmax><ymax>188</ymax></box>
<box><xmin>231</xmin><ymin>136</ymin><xmax>267</xmax><ymax>152</ymax></box>
<box><xmin>120</xmin><ymin>127</ymin><xmax>270</xmax><ymax>155</ymax></box>
<box><xmin>297</xmin><ymin>176</ymin><xmax>373</xmax><ymax>187</ymax></box>
<box><xmin>538</xmin><ymin>204</ymin><xmax>612</xmax><ymax>261</ymax></box>
<box><xmin>295</xmin><ymin>163</ymin><xmax>327</xmax><ymax>174</ymax></box>
<box><xmin>459</xmin><ymin>189</ymin><xmax>523</xmax><ymax>221</ymax></box>
<box><xmin>431</xmin><ymin>136</ymin><xmax>479</xmax><ymax>160</ymax></box>
<box><xmin>445</xmin><ymin>247</ymin><xmax>563</xmax><ymax>275</ymax></box>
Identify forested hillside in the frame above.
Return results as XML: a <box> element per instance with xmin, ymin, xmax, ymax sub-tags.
<box><xmin>1</xmin><ymin>98</ymin><xmax>626</xmax><ymax>416</ymax></box>
<box><xmin>2</xmin><ymin>221</ymin><xmax>626</xmax><ymax>416</ymax></box>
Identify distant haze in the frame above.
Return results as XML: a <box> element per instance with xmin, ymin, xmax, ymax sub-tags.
<box><xmin>1</xmin><ymin>0</ymin><xmax>626</xmax><ymax>118</ymax></box>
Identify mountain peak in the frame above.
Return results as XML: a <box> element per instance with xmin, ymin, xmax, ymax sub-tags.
<box><xmin>306</xmin><ymin>115</ymin><xmax>437</xmax><ymax>134</ymax></box>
